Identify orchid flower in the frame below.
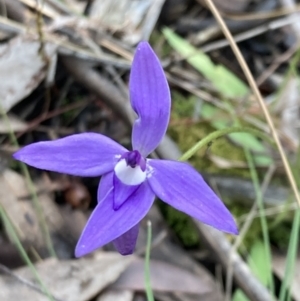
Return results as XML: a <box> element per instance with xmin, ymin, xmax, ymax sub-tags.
<box><xmin>13</xmin><ymin>42</ymin><xmax>237</xmax><ymax>257</ymax></box>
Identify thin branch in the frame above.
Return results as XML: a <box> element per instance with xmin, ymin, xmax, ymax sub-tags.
<box><xmin>200</xmin><ymin>16</ymin><xmax>297</xmax><ymax>53</ymax></box>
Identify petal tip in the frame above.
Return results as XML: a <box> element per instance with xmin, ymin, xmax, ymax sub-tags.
<box><xmin>118</xmin><ymin>249</ymin><xmax>134</xmax><ymax>256</ymax></box>
<box><xmin>136</xmin><ymin>41</ymin><xmax>151</xmax><ymax>51</ymax></box>
<box><xmin>223</xmin><ymin>219</ymin><xmax>239</xmax><ymax>235</ymax></box>
<box><xmin>135</xmin><ymin>41</ymin><xmax>158</xmax><ymax>61</ymax></box>
<box><xmin>74</xmin><ymin>243</ymin><xmax>89</xmax><ymax>258</ymax></box>
<box><xmin>13</xmin><ymin>147</ymin><xmax>27</xmax><ymax>161</ymax></box>
<box><xmin>228</xmin><ymin>225</ymin><xmax>239</xmax><ymax>235</ymax></box>
<box><xmin>12</xmin><ymin>151</ymin><xmax>20</xmax><ymax>160</ymax></box>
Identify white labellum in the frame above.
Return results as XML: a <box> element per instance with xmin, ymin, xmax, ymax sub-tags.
<box><xmin>114</xmin><ymin>159</ymin><xmax>146</xmax><ymax>185</ymax></box>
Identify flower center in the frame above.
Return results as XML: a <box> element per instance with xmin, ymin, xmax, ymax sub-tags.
<box><xmin>114</xmin><ymin>150</ymin><xmax>146</xmax><ymax>185</ymax></box>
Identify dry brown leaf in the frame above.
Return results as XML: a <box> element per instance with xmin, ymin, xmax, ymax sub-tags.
<box><xmin>0</xmin><ymin>253</ymin><xmax>132</xmax><ymax>301</ymax></box>
<box><xmin>0</xmin><ymin>35</ymin><xmax>56</xmax><ymax>112</ymax></box>
<box><xmin>112</xmin><ymin>257</ymin><xmax>213</xmax><ymax>295</ymax></box>
<box><xmin>0</xmin><ymin>169</ymin><xmax>67</xmax><ymax>252</ymax></box>
<box><xmin>0</xmin><ymin>169</ymin><xmax>45</xmax><ymax>247</ymax></box>
<box><xmin>272</xmin><ymin>252</ymin><xmax>300</xmax><ymax>301</ymax></box>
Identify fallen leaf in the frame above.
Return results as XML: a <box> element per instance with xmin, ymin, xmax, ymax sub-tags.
<box><xmin>0</xmin><ymin>169</ymin><xmax>74</xmax><ymax>256</ymax></box>
<box><xmin>0</xmin><ymin>253</ymin><xmax>132</xmax><ymax>301</ymax></box>
<box><xmin>112</xmin><ymin>257</ymin><xmax>213</xmax><ymax>295</ymax></box>
<box><xmin>97</xmin><ymin>289</ymin><xmax>133</xmax><ymax>301</ymax></box>
<box><xmin>0</xmin><ymin>35</ymin><xmax>56</xmax><ymax>112</ymax></box>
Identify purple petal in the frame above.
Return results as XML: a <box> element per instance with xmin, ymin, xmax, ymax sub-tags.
<box><xmin>98</xmin><ymin>172</ymin><xmax>114</xmax><ymax>203</ymax></box>
<box><xmin>14</xmin><ymin>133</ymin><xmax>127</xmax><ymax>177</ymax></box>
<box><xmin>75</xmin><ymin>182</ymin><xmax>155</xmax><ymax>257</ymax></box>
<box><xmin>130</xmin><ymin>42</ymin><xmax>171</xmax><ymax>157</ymax></box>
<box><xmin>113</xmin><ymin>224</ymin><xmax>139</xmax><ymax>255</ymax></box>
<box><xmin>147</xmin><ymin>160</ymin><xmax>238</xmax><ymax>235</ymax></box>
<box><xmin>113</xmin><ymin>174</ymin><xmax>140</xmax><ymax>210</ymax></box>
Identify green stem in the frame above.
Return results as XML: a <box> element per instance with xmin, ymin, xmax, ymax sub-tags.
<box><xmin>179</xmin><ymin>127</ymin><xmax>273</xmax><ymax>162</ymax></box>
<box><xmin>144</xmin><ymin>221</ymin><xmax>154</xmax><ymax>301</ymax></box>
<box><xmin>244</xmin><ymin>148</ymin><xmax>274</xmax><ymax>294</ymax></box>
<box><xmin>279</xmin><ymin>145</ymin><xmax>300</xmax><ymax>301</ymax></box>
<box><xmin>279</xmin><ymin>209</ymin><xmax>300</xmax><ymax>301</ymax></box>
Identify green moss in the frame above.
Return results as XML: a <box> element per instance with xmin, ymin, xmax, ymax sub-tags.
<box><xmin>171</xmin><ymin>91</ymin><xmax>196</xmax><ymax>118</ymax></box>
<box><xmin>169</xmin><ymin>92</ymin><xmax>249</xmax><ymax>177</ymax></box>
<box><xmin>159</xmin><ymin>202</ymin><xmax>200</xmax><ymax>248</ymax></box>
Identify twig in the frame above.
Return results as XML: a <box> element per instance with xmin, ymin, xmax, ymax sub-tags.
<box><xmin>200</xmin><ymin>16</ymin><xmax>297</xmax><ymax>53</ymax></box>
<box><xmin>0</xmin><ymin>263</ymin><xmax>66</xmax><ymax>301</ymax></box>
<box><xmin>16</xmin><ymin>98</ymin><xmax>91</xmax><ymax>138</ymax></box>
<box><xmin>62</xmin><ymin>56</ymin><xmax>134</xmax><ymax>125</ymax></box>
<box><xmin>0</xmin><ymin>16</ymin><xmax>131</xmax><ymax>69</ymax></box>
<box><xmin>195</xmin><ymin>223</ymin><xmax>274</xmax><ymax>301</ymax></box>
<box><xmin>141</xmin><ymin>0</ymin><xmax>166</xmax><ymax>41</ymax></box>
<box><xmin>223</xmin><ymin>4</ymin><xmax>300</xmax><ymax>21</ymax></box>
<box><xmin>256</xmin><ymin>43</ymin><xmax>299</xmax><ymax>86</ymax></box>
<box><xmin>45</xmin><ymin>0</ymin><xmax>73</xmax><ymax>15</ymax></box>
<box><xmin>279</xmin><ymin>0</ymin><xmax>300</xmax><ymax>40</ymax></box>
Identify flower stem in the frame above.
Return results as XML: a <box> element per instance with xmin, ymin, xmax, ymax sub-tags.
<box><xmin>144</xmin><ymin>220</ymin><xmax>154</xmax><ymax>301</ymax></box>
<box><xmin>179</xmin><ymin>126</ymin><xmax>274</xmax><ymax>162</ymax></box>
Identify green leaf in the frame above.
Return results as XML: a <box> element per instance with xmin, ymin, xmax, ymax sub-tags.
<box><xmin>248</xmin><ymin>240</ymin><xmax>272</xmax><ymax>286</ymax></box>
<box><xmin>163</xmin><ymin>28</ymin><xmax>249</xmax><ymax>98</ymax></box>
<box><xmin>232</xmin><ymin>289</ymin><xmax>249</xmax><ymax>301</ymax></box>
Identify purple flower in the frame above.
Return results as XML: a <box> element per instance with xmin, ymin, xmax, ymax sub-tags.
<box><xmin>13</xmin><ymin>42</ymin><xmax>238</xmax><ymax>257</ymax></box>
